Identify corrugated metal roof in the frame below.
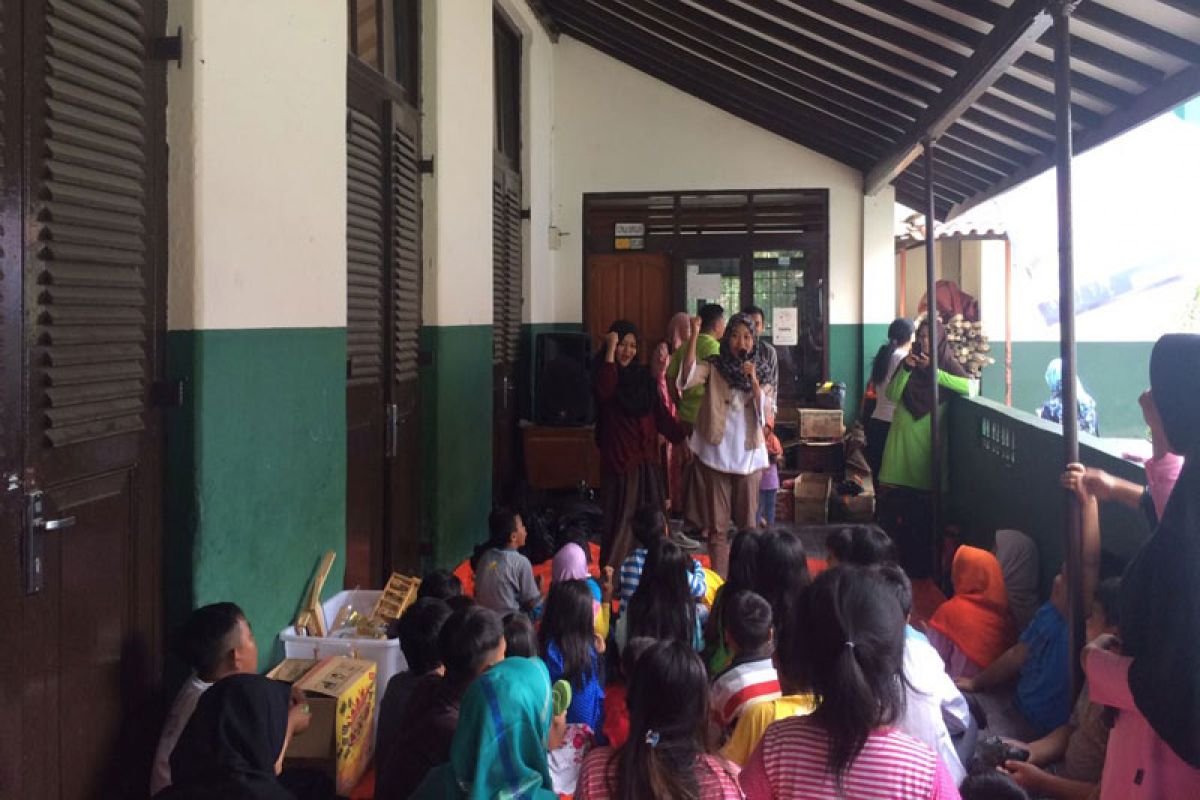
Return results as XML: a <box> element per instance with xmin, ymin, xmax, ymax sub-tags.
<box><xmin>539</xmin><ymin>0</ymin><xmax>1200</xmax><ymax>220</ymax></box>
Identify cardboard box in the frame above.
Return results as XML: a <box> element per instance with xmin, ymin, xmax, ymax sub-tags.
<box><xmin>288</xmin><ymin>656</ymin><xmax>377</xmax><ymax>795</ymax></box>
<box><xmin>794</xmin><ymin>473</ymin><xmax>832</xmax><ymax>524</ymax></box>
<box><xmin>266</xmin><ymin>658</ymin><xmax>318</xmax><ymax>684</ymax></box>
<box><xmin>799</xmin><ymin>408</ymin><xmax>844</xmax><ymax>440</ymax></box>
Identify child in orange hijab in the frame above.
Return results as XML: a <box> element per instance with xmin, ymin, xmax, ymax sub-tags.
<box><xmin>926</xmin><ymin>545</ymin><xmax>1018</xmax><ymax>679</ymax></box>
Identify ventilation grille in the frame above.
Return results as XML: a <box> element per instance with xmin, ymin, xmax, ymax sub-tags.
<box><xmin>34</xmin><ymin>0</ymin><xmax>149</xmax><ymax>448</ymax></box>
<box><xmin>391</xmin><ymin>119</ymin><xmax>419</xmax><ymax>384</ymax></box>
<box><xmin>492</xmin><ymin>168</ymin><xmax>522</xmax><ymax>365</ymax></box>
<box><xmin>346</xmin><ymin>108</ymin><xmax>385</xmax><ymax>385</ymax></box>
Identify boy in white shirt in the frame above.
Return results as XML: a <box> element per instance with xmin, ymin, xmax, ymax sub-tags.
<box><xmin>150</xmin><ymin>602</ymin><xmax>259</xmax><ymax>796</ymax></box>
<box><xmin>879</xmin><ymin>563</ymin><xmax>974</xmax><ymax>786</ymax></box>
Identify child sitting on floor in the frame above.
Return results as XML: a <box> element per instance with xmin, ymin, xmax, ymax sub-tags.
<box><xmin>739</xmin><ymin>566</ymin><xmax>961</xmax><ymax>798</ymax></box>
<box><xmin>552</xmin><ymin>539</ymin><xmax>614</xmax><ymax>640</ymax></box>
<box><xmin>709</xmin><ymin>590</ymin><xmax>781</xmax><ymax>742</ymax></box>
<box><xmin>151</xmin><ymin>602</ymin><xmax>259</xmax><ymax>797</ymax></box>
<box><xmin>472</xmin><ymin>507</ymin><xmax>542</xmax><ymax>617</ymax></box>
<box><xmin>956</xmin><ymin>465</ymin><xmax>1102</xmax><ymax>740</ymax></box>
<box><xmin>1000</xmin><ymin>577</ymin><xmax>1121</xmax><ymax>800</ymax></box>
<box><xmin>417</xmin><ymin>568</ymin><xmax>463</xmax><ymax>602</ymax></box>
<box><xmin>927</xmin><ymin>545</ymin><xmax>1019</xmax><ymax>680</ymax></box>
<box><xmin>601</xmin><ymin>636</ymin><xmax>656</xmax><ymax>750</ymax></box>
<box><xmin>375</xmin><ymin>606</ymin><xmax>507</xmax><ymax>800</ymax></box>
<box><xmin>541</xmin><ymin>579</ymin><xmax>607</xmax><ymax>794</ymax></box>
<box><xmin>623</xmin><ymin>538</ymin><xmax>704</xmax><ymax>651</ymax></box>
<box><xmin>503</xmin><ymin>611</ymin><xmax>538</xmax><ymax>658</ymax></box>
<box><xmin>824</xmin><ymin>523</ymin><xmax>898</xmax><ymax>567</ymax></box>
<box><xmin>617</xmin><ymin>504</ymin><xmax>706</xmax><ymax>614</ymax></box>
<box><xmin>879</xmin><ymin>563</ymin><xmax>974</xmax><ymax>786</ymax></box>
<box><xmin>704</xmin><ymin>529</ymin><xmax>761</xmax><ymax>674</ymax></box>
<box><xmin>378</xmin><ymin>598</ymin><xmax>452</xmax><ymax>756</ymax></box>
<box><xmin>577</xmin><ymin>640</ymin><xmax>744</xmax><ymax>799</ymax></box>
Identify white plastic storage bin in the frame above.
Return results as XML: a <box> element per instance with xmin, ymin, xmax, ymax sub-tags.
<box><xmin>277</xmin><ymin>589</ymin><xmax>408</xmax><ymax>733</ymax></box>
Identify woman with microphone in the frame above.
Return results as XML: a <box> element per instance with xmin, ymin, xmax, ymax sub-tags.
<box><xmin>676</xmin><ymin>313</ymin><xmax>771</xmax><ymax>577</ymax></box>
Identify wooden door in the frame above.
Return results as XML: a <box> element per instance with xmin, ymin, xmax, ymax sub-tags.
<box><xmin>345</xmin><ymin>66</ymin><xmax>422</xmax><ymax>588</ymax></box>
<box><xmin>586</xmin><ymin>253</ymin><xmax>673</xmax><ymax>351</ymax></box>
<box><xmin>0</xmin><ymin>1</ymin><xmax>166</xmax><ymax>797</ymax></box>
<box><xmin>492</xmin><ymin>165</ymin><xmax>522</xmax><ymax>503</ymax></box>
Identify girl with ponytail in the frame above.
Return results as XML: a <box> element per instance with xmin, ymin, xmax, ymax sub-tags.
<box><xmin>576</xmin><ymin>640</ymin><xmax>742</xmax><ymax>799</ymax></box>
<box><xmin>740</xmin><ymin>566</ymin><xmax>962</xmax><ymax>799</ymax></box>
<box><xmin>865</xmin><ymin>317</ymin><xmax>916</xmax><ymax>479</ymax></box>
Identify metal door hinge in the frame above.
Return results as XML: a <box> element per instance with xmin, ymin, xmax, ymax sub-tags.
<box><xmin>152</xmin><ymin>380</ymin><xmax>185</xmax><ymax>408</ymax></box>
<box><xmin>151</xmin><ymin>28</ymin><xmax>183</xmax><ymax>68</ymax></box>
<box><xmin>419</xmin><ymin>158</ymin><xmax>435</xmax><ymax>175</ymax></box>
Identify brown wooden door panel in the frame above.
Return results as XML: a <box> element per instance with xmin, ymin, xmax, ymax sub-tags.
<box><xmin>586</xmin><ymin>253</ymin><xmax>673</xmax><ymax>352</ymax></box>
<box><xmin>346</xmin><ymin>68</ymin><xmax>422</xmax><ymax>585</ymax></box>
<box><xmin>4</xmin><ymin>1</ymin><xmax>166</xmax><ymax>797</ymax></box>
<box><xmin>345</xmin><ymin>92</ymin><xmax>389</xmax><ymax>588</ymax></box>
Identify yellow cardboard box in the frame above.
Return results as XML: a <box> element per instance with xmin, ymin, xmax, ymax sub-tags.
<box><xmin>288</xmin><ymin>656</ymin><xmax>377</xmax><ymax>795</ymax></box>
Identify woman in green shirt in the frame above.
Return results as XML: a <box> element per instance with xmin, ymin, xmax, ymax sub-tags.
<box><xmin>878</xmin><ymin>317</ymin><xmax>976</xmax><ymax>577</ymax></box>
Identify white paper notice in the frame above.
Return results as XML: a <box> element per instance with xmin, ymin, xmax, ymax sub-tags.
<box><xmin>773</xmin><ymin>307</ymin><xmax>799</xmax><ymax>346</ymax></box>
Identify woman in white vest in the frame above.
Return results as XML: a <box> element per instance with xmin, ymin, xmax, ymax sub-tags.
<box><xmin>677</xmin><ymin>313</ymin><xmax>771</xmax><ymax>577</ymax></box>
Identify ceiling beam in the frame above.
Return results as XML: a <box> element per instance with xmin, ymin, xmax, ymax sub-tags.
<box><xmin>522</xmin><ymin>0</ymin><xmax>560</xmax><ymax>40</ymax></box>
<box><xmin>777</xmin><ymin>0</ymin><xmax>1101</xmax><ymax>128</ymax></box>
<box><xmin>929</xmin><ymin>0</ymin><xmax>1169</xmax><ymax>85</ymax></box>
<box><xmin>867</xmin><ymin>0</ymin><xmax>1133</xmax><ymax>107</ymax></box>
<box><xmin>864</xmin><ymin>0</ymin><xmax>1055</xmax><ymax>195</ymax></box>
<box><xmin>950</xmin><ymin>63</ymin><xmax>1200</xmax><ymax>217</ymax></box>
<box><xmin>1073</xmin><ymin>2</ymin><xmax>1200</xmax><ymax>64</ymax></box>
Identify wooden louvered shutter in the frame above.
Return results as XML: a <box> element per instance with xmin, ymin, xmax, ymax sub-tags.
<box><xmin>492</xmin><ymin>165</ymin><xmax>521</xmax><ymax>365</ymax></box>
<box><xmin>347</xmin><ymin>107</ymin><xmax>386</xmax><ymax>386</ymax></box>
<box><xmin>389</xmin><ymin>102</ymin><xmax>420</xmax><ymax>387</ymax></box>
<box><xmin>32</xmin><ymin>0</ymin><xmax>151</xmax><ymax>460</ymax></box>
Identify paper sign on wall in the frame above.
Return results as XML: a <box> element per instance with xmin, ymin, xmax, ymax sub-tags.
<box><xmin>773</xmin><ymin>307</ymin><xmax>799</xmax><ymax>346</ymax></box>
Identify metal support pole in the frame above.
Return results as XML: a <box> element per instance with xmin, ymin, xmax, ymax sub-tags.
<box><xmin>922</xmin><ymin>139</ymin><xmax>942</xmax><ymax>582</ymax></box>
<box><xmin>1005</xmin><ymin>239</ymin><xmax>1013</xmax><ymax>407</ymax></box>
<box><xmin>1053</xmin><ymin>0</ymin><xmax>1085</xmax><ymax>701</ymax></box>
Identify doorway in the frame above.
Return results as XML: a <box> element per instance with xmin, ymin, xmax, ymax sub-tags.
<box><xmin>0</xmin><ymin>1</ymin><xmax>168</xmax><ymax>796</ymax></box>
<box><xmin>583</xmin><ymin>190</ymin><xmax>830</xmax><ymax>405</ymax></box>
<box><xmin>586</xmin><ymin>253</ymin><xmax>673</xmax><ymax>352</ymax></box>
<box><xmin>345</xmin><ymin>0</ymin><xmax>423</xmax><ymax>588</ymax></box>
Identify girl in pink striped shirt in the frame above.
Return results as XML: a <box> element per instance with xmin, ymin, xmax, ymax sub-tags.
<box><xmin>740</xmin><ymin>566</ymin><xmax>961</xmax><ymax>800</ymax></box>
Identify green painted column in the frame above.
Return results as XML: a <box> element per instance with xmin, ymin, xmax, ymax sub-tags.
<box><xmin>165</xmin><ymin>329</ymin><xmax>347</xmax><ymax>668</ymax></box>
<box><xmin>420</xmin><ymin>326</ymin><xmax>495</xmax><ymax>569</ymax></box>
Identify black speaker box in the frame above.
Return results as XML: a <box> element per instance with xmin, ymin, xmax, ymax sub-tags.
<box><xmin>534</xmin><ymin>332</ymin><xmax>594</xmax><ymax>426</ymax></box>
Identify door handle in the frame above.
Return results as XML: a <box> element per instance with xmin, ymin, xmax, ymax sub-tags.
<box><xmin>40</xmin><ymin>516</ymin><xmax>76</xmax><ymax>531</ymax></box>
<box><xmin>24</xmin><ymin>489</ymin><xmax>76</xmax><ymax>595</ymax></box>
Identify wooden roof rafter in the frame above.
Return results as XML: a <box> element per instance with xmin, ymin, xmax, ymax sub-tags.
<box><xmin>540</xmin><ymin>0</ymin><xmax>1200</xmax><ymax>220</ymax></box>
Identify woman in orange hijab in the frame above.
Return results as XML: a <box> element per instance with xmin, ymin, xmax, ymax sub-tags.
<box><xmin>926</xmin><ymin>545</ymin><xmax>1018</xmax><ymax>680</ymax></box>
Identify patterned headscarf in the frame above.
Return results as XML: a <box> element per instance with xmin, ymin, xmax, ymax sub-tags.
<box><xmin>706</xmin><ymin>313</ymin><xmax>770</xmax><ymax>392</ymax></box>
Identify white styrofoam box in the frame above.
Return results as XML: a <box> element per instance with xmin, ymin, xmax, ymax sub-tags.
<box><xmin>278</xmin><ymin>590</ymin><xmax>408</xmax><ymax>736</ymax></box>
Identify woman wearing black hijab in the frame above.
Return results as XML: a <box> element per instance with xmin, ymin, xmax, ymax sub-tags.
<box><xmin>158</xmin><ymin>674</ymin><xmax>319</xmax><ymax>800</ymax></box>
<box><xmin>1082</xmin><ymin>333</ymin><xmax>1200</xmax><ymax>795</ymax></box>
<box><xmin>594</xmin><ymin>320</ymin><xmax>686</xmax><ymax>569</ymax></box>
<box><xmin>877</xmin><ymin>316</ymin><xmax>975</xmax><ymax>578</ymax></box>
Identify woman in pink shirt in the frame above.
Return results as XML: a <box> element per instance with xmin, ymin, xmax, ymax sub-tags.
<box><xmin>1091</xmin><ymin>334</ymin><xmax>1200</xmax><ymax>797</ymax></box>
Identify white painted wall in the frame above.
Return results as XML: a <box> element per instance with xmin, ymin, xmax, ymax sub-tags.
<box><xmin>550</xmin><ymin>36</ymin><xmax>866</xmax><ymax>326</ymax></box>
<box><xmin>420</xmin><ymin>0</ymin><xmax>494</xmax><ymax>327</ymax></box>
<box><xmin>166</xmin><ymin>0</ymin><xmax>346</xmax><ymax>331</ymax></box>
<box><xmin>862</xmin><ymin>187</ymin><xmax>896</xmax><ymax>326</ymax></box>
